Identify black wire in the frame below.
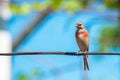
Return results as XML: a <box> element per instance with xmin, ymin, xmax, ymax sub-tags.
<box><xmin>0</xmin><ymin>52</ymin><xmax>120</xmax><ymax>56</ymax></box>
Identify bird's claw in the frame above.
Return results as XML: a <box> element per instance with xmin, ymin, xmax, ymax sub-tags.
<box><xmin>85</xmin><ymin>51</ymin><xmax>88</xmax><ymax>57</ymax></box>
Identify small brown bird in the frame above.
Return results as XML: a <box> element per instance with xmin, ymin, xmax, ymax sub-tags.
<box><xmin>75</xmin><ymin>22</ymin><xmax>89</xmax><ymax>70</ymax></box>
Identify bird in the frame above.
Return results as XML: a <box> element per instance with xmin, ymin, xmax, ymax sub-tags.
<box><xmin>75</xmin><ymin>22</ymin><xmax>89</xmax><ymax>70</ymax></box>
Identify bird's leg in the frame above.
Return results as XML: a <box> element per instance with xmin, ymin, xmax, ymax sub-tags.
<box><xmin>85</xmin><ymin>51</ymin><xmax>88</xmax><ymax>57</ymax></box>
<box><xmin>83</xmin><ymin>54</ymin><xmax>86</xmax><ymax>70</ymax></box>
<box><xmin>84</xmin><ymin>51</ymin><xmax>89</xmax><ymax>70</ymax></box>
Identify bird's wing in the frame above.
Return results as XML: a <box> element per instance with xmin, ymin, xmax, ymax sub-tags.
<box><xmin>76</xmin><ymin>36</ymin><xmax>88</xmax><ymax>51</ymax></box>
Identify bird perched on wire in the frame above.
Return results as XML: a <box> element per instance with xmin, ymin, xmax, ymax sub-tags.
<box><xmin>75</xmin><ymin>22</ymin><xmax>89</xmax><ymax>70</ymax></box>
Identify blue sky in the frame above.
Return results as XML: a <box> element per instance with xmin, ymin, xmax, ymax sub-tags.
<box><xmin>6</xmin><ymin>9</ymin><xmax>120</xmax><ymax>80</ymax></box>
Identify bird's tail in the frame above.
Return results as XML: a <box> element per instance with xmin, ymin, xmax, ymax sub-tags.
<box><xmin>83</xmin><ymin>53</ymin><xmax>89</xmax><ymax>70</ymax></box>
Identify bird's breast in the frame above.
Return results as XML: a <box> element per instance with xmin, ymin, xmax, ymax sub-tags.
<box><xmin>76</xmin><ymin>31</ymin><xmax>88</xmax><ymax>38</ymax></box>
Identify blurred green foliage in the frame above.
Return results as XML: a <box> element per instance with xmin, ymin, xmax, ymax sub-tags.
<box><xmin>32</xmin><ymin>3</ymin><xmax>42</xmax><ymax>10</ymax></box>
<box><xmin>80</xmin><ymin>0</ymin><xmax>89</xmax><ymax>9</ymax></box>
<box><xmin>9</xmin><ymin>0</ymin><xmax>88</xmax><ymax>14</ymax></box>
<box><xmin>63</xmin><ymin>0</ymin><xmax>80</xmax><ymax>12</ymax></box>
<box><xmin>10</xmin><ymin>4</ymin><xmax>31</xmax><ymax>14</ymax></box>
<box><xmin>32</xmin><ymin>69</ymin><xmax>40</xmax><ymax>77</ymax></box>
<box><xmin>50</xmin><ymin>0</ymin><xmax>62</xmax><ymax>10</ymax></box>
<box><xmin>18</xmin><ymin>74</ymin><xmax>28</xmax><ymax>80</ymax></box>
<box><xmin>99</xmin><ymin>25</ymin><xmax>120</xmax><ymax>51</ymax></box>
<box><xmin>104</xmin><ymin>0</ymin><xmax>120</xmax><ymax>10</ymax></box>
<box><xmin>9</xmin><ymin>0</ymin><xmax>119</xmax><ymax>14</ymax></box>
<box><xmin>18</xmin><ymin>69</ymin><xmax>44</xmax><ymax>80</ymax></box>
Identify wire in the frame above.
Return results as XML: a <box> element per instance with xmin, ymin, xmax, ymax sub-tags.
<box><xmin>0</xmin><ymin>52</ymin><xmax>120</xmax><ymax>56</ymax></box>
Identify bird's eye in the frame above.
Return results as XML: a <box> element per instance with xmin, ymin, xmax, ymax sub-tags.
<box><xmin>79</xmin><ymin>24</ymin><xmax>82</xmax><ymax>26</ymax></box>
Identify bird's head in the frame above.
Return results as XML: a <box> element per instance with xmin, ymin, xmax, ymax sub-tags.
<box><xmin>76</xmin><ymin>22</ymin><xmax>84</xmax><ymax>29</ymax></box>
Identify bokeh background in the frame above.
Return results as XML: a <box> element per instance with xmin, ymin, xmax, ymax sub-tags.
<box><xmin>0</xmin><ymin>0</ymin><xmax>120</xmax><ymax>80</ymax></box>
